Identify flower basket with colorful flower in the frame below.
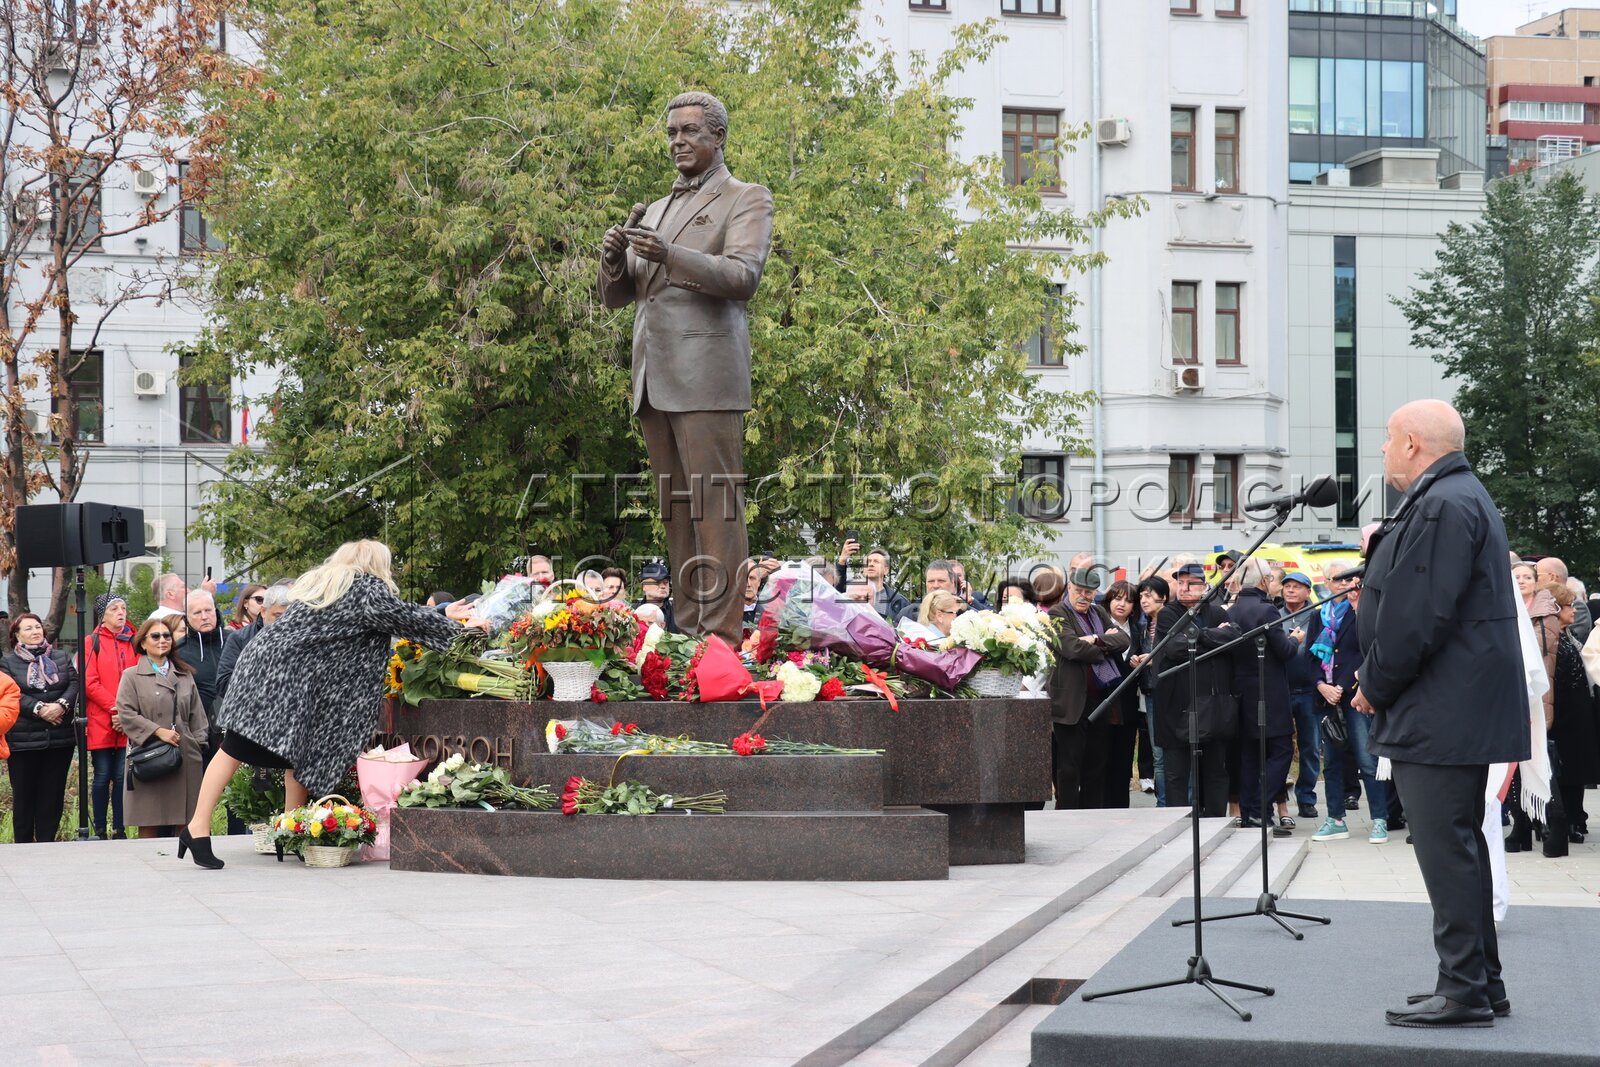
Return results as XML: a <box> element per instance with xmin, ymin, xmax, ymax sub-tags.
<box><xmin>272</xmin><ymin>795</ymin><xmax>379</xmax><ymax>866</ymax></box>
<box><xmin>509</xmin><ymin>588</ymin><xmax>639</xmax><ymax>667</ymax></box>
<box><xmin>396</xmin><ymin>753</ymin><xmax>556</xmax><ymax>810</ymax></box>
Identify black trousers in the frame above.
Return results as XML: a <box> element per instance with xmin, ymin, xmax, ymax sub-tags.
<box><xmin>1390</xmin><ymin>761</ymin><xmax>1502</xmax><ymax>1008</ymax></box>
<box><xmin>1053</xmin><ymin>720</ymin><xmax>1110</xmax><ymax>809</ymax></box>
<box><xmin>1102</xmin><ymin>721</ymin><xmax>1139</xmax><ymax>808</ymax></box>
<box><xmin>6</xmin><ymin>747</ymin><xmax>75</xmax><ymax>843</ymax></box>
<box><xmin>1240</xmin><ymin>733</ymin><xmax>1294</xmax><ymax>822</ymax></box>
<box><xmin>1163</xmin><ymin>742</ymin><xmax>1230</xmax><ymax>817</ymax></box>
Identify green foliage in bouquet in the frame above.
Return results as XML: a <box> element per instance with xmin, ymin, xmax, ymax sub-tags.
<box><xmin>221</xmin><ymin>767</ymin><xmax>285</xmax><ymax>826</ymax></box>
<box><xmin>397</xmin><ymin>755</ymin><xmax>556</xmax><ymax>810</ymax></box>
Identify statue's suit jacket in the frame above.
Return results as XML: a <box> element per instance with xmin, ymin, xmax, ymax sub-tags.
<box><xmin>598</xmin><ymin>167</ymin><xmax>774</xmax><ymax>414</ymax></box>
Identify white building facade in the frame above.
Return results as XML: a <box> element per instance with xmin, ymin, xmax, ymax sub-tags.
<box><xmin>861</xmin><ymin>0</ymin><xmax>1290</xmax><ymax>574</ymax></box>
<box><xmin>1280</xmin><ymin>150</ymin><xmax>1483</xmax><ymax>544</ymax></box>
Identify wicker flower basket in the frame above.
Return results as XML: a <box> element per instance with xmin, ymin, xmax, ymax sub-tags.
<box><xmin>249</xmin><ymin>823</ymin><xmax>276</xmax><ymax>855</ymax></box>
<box><xmin>301</xmin><ymin>844</ymin><xmax>359</xmax><ymax>869</ymax></box>
<box><xmin>968</xmin><ymin>667</ymin><xmax>1024</xmax><ymax>698</ymax></box>
<box><xmin>545</xmin><ymin>659</ymin><xmax>604</xmax><ymax>702</ymax></box>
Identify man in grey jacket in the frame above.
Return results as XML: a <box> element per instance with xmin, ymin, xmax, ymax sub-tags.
<box><xmin>599</xmin><ymin>91</ymin><xmax>774</xmax><ymax>645</ymax></box>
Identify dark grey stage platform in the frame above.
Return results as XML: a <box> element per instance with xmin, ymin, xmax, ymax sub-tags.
<box><xmin>1034</xmin><ymin>899</ymin><xmax>1600</xmax><ymax>1067</ymax></box>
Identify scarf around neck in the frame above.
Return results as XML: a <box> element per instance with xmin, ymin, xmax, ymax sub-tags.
<box><xmin>16</xmin><ymin>643</ymin><xmax>59</xmax><ymax>690</ymax></box>
<box><xmin>1074</xmin><ymin>606</ymin><xmax>1122</xmax><ymax>688</ymax></box>
<box><xmin>1310</xmin><ymin>598</ymin><xmax>1349</xmax><ymax>675</ymax></box>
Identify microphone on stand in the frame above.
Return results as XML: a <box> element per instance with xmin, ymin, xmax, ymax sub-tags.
<box><xmin>1328</xmin><ymin>564</ymin><xmax>1365</xmax><ymax>582</ymax></box>
<box><xmin>1243</xmin><ymin>474</ymin><xmax>1340</xmax><ymax>514</ymax></box>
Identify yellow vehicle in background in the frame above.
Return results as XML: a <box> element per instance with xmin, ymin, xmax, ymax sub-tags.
<box><xmin>1201</xmin><ymin>543</ymin><xmax>1361</xmax><ymax>600</ymax></box>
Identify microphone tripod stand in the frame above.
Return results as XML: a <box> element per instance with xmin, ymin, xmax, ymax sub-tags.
<box><xmin>1081</xmin><ymin>626</ymin><xmax>1274</xmax><ymax>1020</ymax></box>
<box><xmin>1158</xmin><ymin>586</ymin><xmax>1353</xmax><ymax>939</ymax></box>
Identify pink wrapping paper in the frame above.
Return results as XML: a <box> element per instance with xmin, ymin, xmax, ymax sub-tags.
<box><xmin>357</xmin><ymin>752</ymin><xmax>430</xmax><ymax>862</ymax></box>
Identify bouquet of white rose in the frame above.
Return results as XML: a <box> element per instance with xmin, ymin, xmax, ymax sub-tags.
<box><xmin>944</xmin><ymin>605</ymin><xmax>1058</xmax><ymax>677</ymax></box>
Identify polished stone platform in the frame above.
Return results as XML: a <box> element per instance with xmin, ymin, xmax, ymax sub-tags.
<box><xmin>391</xmin><ymin>805</ymin><xmax>950</xmax><ymax>881</ymax></box>
<box><xmin>1035</xmin><ymin>898</ymin><xmax>1600</xmax><ymax>1067</ymax></box>
<box><xmin>381</xmin><ymin>696</ymin><xmax>1052</xmax><ymax>864</ymax></box>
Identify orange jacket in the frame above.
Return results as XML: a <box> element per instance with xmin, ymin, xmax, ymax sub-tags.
<box><xmin>0</xmin><ymin>671</ymin><xmax>20</xmax><ymax>759</ymax></box>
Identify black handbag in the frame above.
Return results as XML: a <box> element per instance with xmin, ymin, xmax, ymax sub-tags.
<box><xmin>1178</xmin><ymin>691</ymin><xmax>1239</xmax><ymax>745</ymax></box>
<box><xmin>126</xmin><ymin>689</ymin><xmax>183</xmax><ymax>788</ymax></box>
<box><xmin>1319</xmin><ymin>705</ymin><xmax>1350</xmax><ymax>753</ymax></box>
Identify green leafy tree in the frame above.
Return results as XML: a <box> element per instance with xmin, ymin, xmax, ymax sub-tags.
<box><xmin>190</xmin><ymin>0</ymin><xmax>1130</xmax><ymax>593</ymax></box>
<box><xmin>1396</xmin><ymin>170</ymin><xmax>1600</xmax><ymax>576</ymax></box>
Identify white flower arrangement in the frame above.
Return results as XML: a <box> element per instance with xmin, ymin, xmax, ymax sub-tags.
<box><xmin>630</xmin><ymin>623</ymin><xmax>665</xmax><ymax>670</ymax></box>
<box><xmin>946</xmin><ymin>609</ymin><xmax>1056</xmax><ymax>676</ymax></box>
<box><xmin>774</xmin><ymin>660</ymin><xmax>822</xmax><ymax>702</ymax></box>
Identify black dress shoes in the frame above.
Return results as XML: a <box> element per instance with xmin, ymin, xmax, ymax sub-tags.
<box><xmin>1406</xmin><ymin>992</ymin><xmax>1509</xmax><ymax>1017</ymax></box>
<box><xmin>1387</xmin><ymin>995</ymin><xmax>1495</xmax><ymax>1027</ymax></box>
<box><xmin>1298</xmin><ymin>803</ymin><xmax>1319</xmax><ymax>820</ymax></box>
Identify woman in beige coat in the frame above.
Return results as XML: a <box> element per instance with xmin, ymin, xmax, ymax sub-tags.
<box><xmin>115</xmin><ymin>616</ymin><xmax>210</xmax><ymax>838</ymax></box>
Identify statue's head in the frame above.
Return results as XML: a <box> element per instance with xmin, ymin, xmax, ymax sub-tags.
<box><xmin>666</xmin><ymin>91</ymin><xmax>728</xmax><ymax>178</ymax></box>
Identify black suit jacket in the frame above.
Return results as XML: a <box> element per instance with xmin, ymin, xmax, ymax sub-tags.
<box><xmin>1151</xmin><ymin>598</ymin><xmax>1236</xmax><ymax>749</ymax></box>
<box><xmin>1228</xmin><ymin>588</ymin><xmax>1297</xmax><ymax>738</ymax></box>
<box><xmin>1359</xmin><ymin>452</ymin><xmax>1530</xmax><ymax>765</ymax></box>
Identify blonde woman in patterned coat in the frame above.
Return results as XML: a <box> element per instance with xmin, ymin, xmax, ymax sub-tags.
<box><xmin>179</xmin><ymin>540</ymin><xmax>481</xmax><ymax>869</ymax></box>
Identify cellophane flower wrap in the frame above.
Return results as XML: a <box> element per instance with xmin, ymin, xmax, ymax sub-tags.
<box><xmin>357</xmin><ymin>744</ymin><xmax>430</xmax><ymax>861</ymax></box>
<box><xmin>473</xmin><ymin>576</ymin><xmax>543</xmax><ymax>638</ymax></box>
<box><xmin>944</xmin><ymin>604</ymin><xmax>1058</xmax><ymax>676</ymax></box>
<box><xmin>768</xmin><ymin>573</ymin><xmax>981</xmax><ymax>691</ymax></box>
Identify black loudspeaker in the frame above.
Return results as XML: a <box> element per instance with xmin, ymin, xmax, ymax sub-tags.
<box><xmin>14</xmin><ymin>503</ymin><xmax>145</xmax><ymax>569</ymax></box>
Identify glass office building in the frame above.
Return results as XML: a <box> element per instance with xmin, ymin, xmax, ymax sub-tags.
<box><xmin>1289</xmin><ymin>0</ymin><xmax>1486</xmax><ymax>182</ymax></box>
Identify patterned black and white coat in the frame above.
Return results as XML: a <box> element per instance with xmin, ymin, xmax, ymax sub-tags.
<box><xmin>219</xmin><ymin>573</ymin><xmax>460</xmax><ymax>797</ymax></box>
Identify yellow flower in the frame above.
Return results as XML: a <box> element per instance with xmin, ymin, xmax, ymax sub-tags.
<box><xmin>309</xmin><ymin>822</ymin><xmax>323</xmax><ymax>838</ymax></box>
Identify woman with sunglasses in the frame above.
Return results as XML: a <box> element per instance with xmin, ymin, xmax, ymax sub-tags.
<box><xmin>229</xmin><ymin>583</ymin><xmax>266</xmax><ymax>630</ymax></box>
<box><xmin>112</xmin><ymin>616</ymin><xmax>210</xmax><ymax>840</ymax></box>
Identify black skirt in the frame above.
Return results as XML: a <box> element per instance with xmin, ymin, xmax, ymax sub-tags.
<box><xmin>220</xmin><ymin>730</ymin><xmax>294</xmax><ymax>770</ymax></box>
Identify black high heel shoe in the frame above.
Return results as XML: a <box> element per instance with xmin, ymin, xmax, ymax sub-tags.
<box><xmin>178</xmin><ymin>827</ymin><xmax>225</xmax><ymax>870</ymax></box>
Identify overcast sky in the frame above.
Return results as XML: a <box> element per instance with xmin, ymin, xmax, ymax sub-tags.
<box><xmin>1454</xmin><ymin>0</ymin><xmax>1580</xmax><ymax>39</ymax></box>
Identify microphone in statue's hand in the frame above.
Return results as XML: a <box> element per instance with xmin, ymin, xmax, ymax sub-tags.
<box><xmin>1244</xmin><ymin>474</ymin><xmax>1339</xmax><ymax>513</ymax></box>
<box><xmin>625</xmin><ymin>202</ymin><xmax>648</xmax><ymax>229</ymax></box>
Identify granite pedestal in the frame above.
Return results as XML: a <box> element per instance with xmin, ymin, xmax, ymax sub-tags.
<box><xmin>380</xmin><ymin>696</ymin><xmax>1051</xmax><ymax>864</ymax></box>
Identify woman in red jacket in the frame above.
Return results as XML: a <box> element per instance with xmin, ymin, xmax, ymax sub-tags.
<box><xmin>84</xmin><ymin>594</ymin><xmax>138</xmax><ymax>839</ymax></box>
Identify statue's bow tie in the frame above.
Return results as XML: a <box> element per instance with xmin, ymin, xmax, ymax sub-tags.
<box><xmin>671</xmin><ymin>175</ymin><xmax>706</xmax><ymax>194</ymax></box>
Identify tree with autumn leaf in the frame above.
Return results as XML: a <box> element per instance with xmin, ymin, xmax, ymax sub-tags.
<box><xmin>0</xmin><ymin>0</ymin><xmax>256</xmax><ymax>631</ymax></box>
<box><xmin>189</xmin><ymin>0</ymin><xmax>1131</xmax><ymax>594</ymax></box>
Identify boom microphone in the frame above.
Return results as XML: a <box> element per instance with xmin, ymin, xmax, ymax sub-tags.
<box><xmin>1328</xmin><ymin>564</ymin><xmax>1365</xmax><ymax>582</ymax></box>
<box><xmin>1244</xmin><ymin>475</ymin><xmax>1339</xmax><ymax>513</ymax></box>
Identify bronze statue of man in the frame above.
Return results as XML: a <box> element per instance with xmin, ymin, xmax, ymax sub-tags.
<box><xmin>598</xmin><ymin>91</ymin><xmax>774</xmax><ymax>645</ymax></box>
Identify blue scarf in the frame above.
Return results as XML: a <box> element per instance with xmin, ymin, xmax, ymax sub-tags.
<box><xmin>147</xmin><ymin>656</ymin><xmax>170</xmax><ymax>677</ymax></box>
<box><xmin>1310</xmin><ymin>598</ymin><xmax>1348</xmax><ymax>676</ymax></box>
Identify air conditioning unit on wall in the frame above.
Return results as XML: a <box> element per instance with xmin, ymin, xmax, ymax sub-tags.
<box><xmin>143</xmin><ymin>519</ymin><xmax>167</xmax><ymax>549</ymax></box>
<box><xmin>132</xmin><ymin>368</ymin><xmax>165</xmax><ymax>397</ymax></box>
<box><xmin>1171</xmin><ymin>366</ymin><xmax>1206</xmax><ymax>393</ymax></box>
<box><xmin>1096</xmin><ymin>118</ymin><xmax>1131</xmax><ymax>146</ymax></box>
<box><xmin>131</xmin><ymin>166</ymin><xmax>164</xmax><ymax>197</ymax></box>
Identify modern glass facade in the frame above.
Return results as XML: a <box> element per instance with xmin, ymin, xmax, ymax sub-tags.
<box><xmin>1332</xmin><ymin>236</ymin><xmax>1358</xmax><ymax>526</ymax></box>
<box><xmin>1289</xmin><ymin>1</ymin><xmax>1486</xmax><ymax>182</ymax></box>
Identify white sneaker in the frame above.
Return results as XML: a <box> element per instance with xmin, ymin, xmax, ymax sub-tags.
<box><xmin>1139</xmin><ymin>778</ymin><xmax>1155</xmax><ymax>794</ymax></box>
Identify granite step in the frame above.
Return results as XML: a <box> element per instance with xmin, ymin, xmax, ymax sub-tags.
<box><xmin>1227</xmin><ymin>831</ymin><xmax>1312</xmax><ymax>899</ymax></box>
<box><xmin>519</xmin><ymin>751</ymin><xmax>885</xmax><ymax>811</ymax></box>
<box><xmin>951</xmin><ymin>1003</ymin><xmax>1052</xmax><ymax>1067</ymax></box>
<box><xmin>390</xmin><ymin>805</ymin><xmax>950</xmax><ymax>881</ymax></box>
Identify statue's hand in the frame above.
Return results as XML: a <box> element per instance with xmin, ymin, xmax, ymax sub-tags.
<box><xmin>624</xmin><ymin>226</ymin><xmax>668</xmax><ymax>264</ymax></box>
<box><xmin>602</xmin><ymin>225</ymin><xmax>629</xmax><ymax>264</ymax></box>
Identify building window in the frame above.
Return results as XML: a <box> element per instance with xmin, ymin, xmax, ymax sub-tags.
<box><xmin>1002</xmin><ymin>109</ymin><xmax>1060</xmax><ymax>189</ymax></box>
<box><xmin>179</xmin><ymin>351</ymin><xmax>231</xmax><ymax>444</ymax></box>
<box><xmin>178</xmin><ymin>161</ymin><xmax>223</xmax><ymax>254</ymax></box>
<box><xmin>1215</xmin><ymin>110</ymin><xmax>1240</xmax><ymax>192</ymax></box>
<box><xmin>1213</xmin><ymin>455</ymin><xmax>1241</xmax><ymax>521</ymax></box>
<box><xmin>1217</xmin><ymin>0</ymin><xmax>1243</xmax><ymax>14</ymax></box>
<box><xmin>1016</xmin><ymin>455</ymin><xmax>1067</xmax><ymax>521</ymax></box>
<box><xmin>63</xmin><ymin>160</ymin><xmax>101</xmax><ymax>248</ymax></box>
<box><xmin>1289</xmin><ymin>57</ymin><xmax>1318</xmax><ymax>136</ymax></box>
<box><xmin>1168</xmin><ymin>454</ymin><xmax>1197</xmax><ymax>522</ymax></box>
<box><xmin>908</xmin><ymin>0</ymin><xmax>947</xmax><ymax>9</ymax></box>
<box><xmin>1333</xmin><ymin>236</ymin><xmax>1358</xmax><ymax>526</ymax></box>
<box><xmin>1171</xmin><ymin>108</ymin><xmax>1196</xmax><ymax>191</ymax></box>
<box><xmin>1506</xmin><ymin>100</ymin><xmax>1585</xmax><ymax>124</ymax></box>
<box><xmin>1171</xmin><ymin>282</ymin><xmax>1198</xmax><ymax>365</ymax></box>
<box><xmin>1025</xmin><ymin>285</ymin><xmax>1065</xmax><ymax>367</ymax></box>
<box><xmin>60</xmin><ymin>348</ymin><xmax>103</xmax><ymax>444</ymax></box>
<box><xmin>1215</xmin><ymin>283</ymin><xmax>1241</xmax><ymax>365</ymax></box>
<box><xmin>1170</xmin><ymin>0</ymin><xmax>1198</xmax><ymax>13</ymax></box>
<box><xmin>1002</xmin><ymin>0</ymin><xmax>1061</xmax><ymax>14</ymax></box>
